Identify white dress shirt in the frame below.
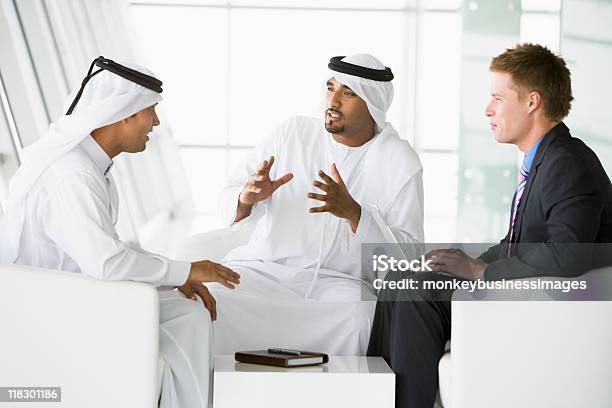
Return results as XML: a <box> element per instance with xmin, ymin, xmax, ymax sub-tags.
<box><xmin>15</xmin><ymin>135</ymin><xmax>189</xmax><ymax>286</ymax></box>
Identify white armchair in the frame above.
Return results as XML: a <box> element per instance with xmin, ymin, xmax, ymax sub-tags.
<box><xmin>439</xmin><ymin>266</ymin><xmax>612</xmax><ymax>408</ymax></box>
<box><xmin>0</xmin><ymin>264</ymin><xmax>160</xmax><ymax>408</ymax></box>
<box><xmin>177</xmin><ymin>227</ymin><xmax>612</xmax><ymax>408</ymax></box>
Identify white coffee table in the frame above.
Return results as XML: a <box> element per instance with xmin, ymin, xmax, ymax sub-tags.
<box><xmin>213</xmin><ymin>355</ymin><xmax>395</xmax><ymax>408</ymax></box>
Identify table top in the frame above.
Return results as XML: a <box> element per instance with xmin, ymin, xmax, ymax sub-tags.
<box><xmin>214</xmin><ymin>355</ymin><xmax>394</xmax><ymax>374</ymax></box>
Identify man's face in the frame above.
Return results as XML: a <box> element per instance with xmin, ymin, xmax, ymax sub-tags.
<box><xmin>324</xmin><ymin>77</ymin><xmax>374</xmax><ymax>136</ymax></box>
<box><xmin>121</xmin><ymin>104</ymin><xmax>160</xmax><ymax>153</ymax></box>
<box><xmin>485</xmin><ymin>72</ymin><xmax>532</xmax><ymax>146</ymax></box>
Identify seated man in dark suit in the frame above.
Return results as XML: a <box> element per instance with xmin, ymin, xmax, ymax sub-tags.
<box><xmin>367</xmin><ymin>43</ymin><xmax>612</xmax><ymax>408</ymax></box>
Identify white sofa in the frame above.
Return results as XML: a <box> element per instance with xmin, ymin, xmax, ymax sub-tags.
<box><xmin>176</xmin><ymin>227</ymin><xmax>612</xmax><ymax>408</ymax></box>
<box><xmin>0</xmin><ymin>264</ymin><xmax>160</xmax><ymax>407</ymax></box>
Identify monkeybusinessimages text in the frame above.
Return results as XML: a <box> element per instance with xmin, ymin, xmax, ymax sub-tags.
<box><xmin>371</xmin><ymin>255</ymin><xmax>587</xmax><ymax>294</ymax></box>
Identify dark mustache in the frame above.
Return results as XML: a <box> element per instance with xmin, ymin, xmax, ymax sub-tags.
<box><xmin>326</xmin><ymin>108</ymin><xmax>344</xmax><ymax>117</ymax></box>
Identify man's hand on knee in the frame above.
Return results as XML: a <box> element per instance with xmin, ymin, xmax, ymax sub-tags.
<box><xmin>179</xmin><ymin>261</ymin><xmax>241</xmax><ymax>320</ymax></box>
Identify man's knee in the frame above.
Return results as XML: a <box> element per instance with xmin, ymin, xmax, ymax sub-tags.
<box><xmin>177</xmin><ymin>297</ymin><xmax>213</xmax><ymax>326</ymax></box>
<box><xmin>192</xmin><ymin>303</ymin><xmax>213</xmax><ymax>325</ymax></box>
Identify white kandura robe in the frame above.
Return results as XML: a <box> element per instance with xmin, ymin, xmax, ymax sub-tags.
<box><xmin>213</xmin><ymin>116</ymin><xmax>424</xmax><ymax>355</ymax></box>
<box><xmin>13</xmin><ymin>136</ymin><xmax>212</xmax><ymax>408</ymax></box>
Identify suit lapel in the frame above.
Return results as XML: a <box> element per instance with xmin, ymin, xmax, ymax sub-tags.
<box><xmin>506</xmin><ymin>189</ymin><xmax>517</xmax><ymax>240</ymax></box>
<box><xmin>512</xmin><ymin>122</ymin><xmax>570</xmax><ymax>245</ymax></box>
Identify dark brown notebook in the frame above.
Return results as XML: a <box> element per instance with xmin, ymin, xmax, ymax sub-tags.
<box><xmin>235</xmin><ymin>349</ymin><xmax>329</xmax><ymax>368</ymax></box>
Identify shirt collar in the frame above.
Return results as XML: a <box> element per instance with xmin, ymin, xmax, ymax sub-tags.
<box><xmin>523</xmin><ymin>137</ymin><xmax>543</xmax><ymax>173</ymax></box>
<box><xmin>80</xmin><ymin>135</ymin><xmax>113</xmax><ymax>176</ymax></box>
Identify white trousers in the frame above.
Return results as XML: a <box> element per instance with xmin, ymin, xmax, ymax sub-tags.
<box><xmin>209</xmin><ymin>263</ymin><xmax>377</xmax><ymax>356</ymax></box>
<box><xmin>158</xmin><ymin>290</ymin><xmax>213</xmax><ymax>408</ymax></box>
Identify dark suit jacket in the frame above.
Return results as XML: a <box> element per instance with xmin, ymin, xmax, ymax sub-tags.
<box><xmin>479</xmin><ymin>122</ymin><xmax>612</xmax><ymax>280</ymax></box>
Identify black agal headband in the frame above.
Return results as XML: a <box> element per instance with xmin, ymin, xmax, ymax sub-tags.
<box><xmin>66</xmin><ymin>56</ymin><xmax>163</xmax><ymax>115</ymax></box>
<box><xmin>328</xmin><ymin>56</ymin><xmax>394</xmax><ymax>82</ymax></box>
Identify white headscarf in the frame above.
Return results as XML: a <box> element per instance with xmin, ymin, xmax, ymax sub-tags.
<box><xmin>328</xmin><ymin>53</ymin><xmax>394</xmax><ymax>132</ymax></box>
<box><xmin>0</xmin><ymin>62</ymin><xmax>162</xmax><ymax>264</ymax></box>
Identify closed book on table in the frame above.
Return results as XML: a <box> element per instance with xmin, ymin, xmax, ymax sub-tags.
<box><xmin>235</xmin><ymin>349</ymin><xmax>329</xmax><ymax>368</ymax></box>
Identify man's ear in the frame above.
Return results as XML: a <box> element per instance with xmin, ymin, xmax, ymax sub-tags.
<box><xmin>527</xmin><ymin>91</ymin><xmax>541</xmax><ymax>114</ymax></box>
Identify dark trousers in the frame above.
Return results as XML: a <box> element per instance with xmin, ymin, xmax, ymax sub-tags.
<box><xmin>367</xmin><ymin>272</ymin><xmax>461</xmax><ymax>408</ymax></box>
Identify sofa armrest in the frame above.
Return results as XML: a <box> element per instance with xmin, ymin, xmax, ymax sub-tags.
<box><xmin>0</xmin><ymin>264</ymin><xmax>160</xmax><ymax>408</ymax></box>
<box><xmin>447</xmin><ymin>268</ymin><xmax>612</xmax><ymax>408</ymax></box>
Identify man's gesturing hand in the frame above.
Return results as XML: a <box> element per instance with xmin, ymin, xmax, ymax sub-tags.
<box><xmin>178</xmin><ymin>260</ymin><xmax>241</xmax><ymax>321</ymax></box>
<box><xmin>308</xmin><ymin>163</ymin><xmax>361</xmax><ymax>233</ymax></box>
<box><xmin>235</xmin><ymin>155</ymin><xmax>293</xmax><ymax>222</ymax></box>
<box><xmin>239</xmin><ymin>155</ymin><xmax>293</xmax><ymax>205</ymax></box>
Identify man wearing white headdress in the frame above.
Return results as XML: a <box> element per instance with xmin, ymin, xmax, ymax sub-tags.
<box><xmin>0</xmin><ymin>57</ymin><xmax>240</xmax><ymax>407</ymax></box>
<box><xmin>212</xmin><ymin>54</ymin><xmax>424</xmax><ymax>355</ymax></box>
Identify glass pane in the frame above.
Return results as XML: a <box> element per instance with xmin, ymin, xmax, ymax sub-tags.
<box><xmin>14</xmin><ymin>0</ymin><xmax>69</xmax><ymax>120</ymax></box>
<box><xmin>0</xmin><ymin>3</ymin><xmax>49</xmax><ymax>147</ymax></box>
<box><xmin>521</xmin><ymin>0</ymin><xmax>560</xmax><ymax>12</ymax></box>
<box><xmin>457</xmin><ymin>0</ymin><xmax>521</xmax><ymax>243</ymax></box>
<box><xmin>227</xmin><ymin>147</ymin><xmax>253</xmax><ymax>177</ymax></box>
<box><xmin>563</xmin><ymin>40</ymin><xmax>612</xmax><ymax>143</ymax></box>
<box><xmin>179</xmin><ymin>147</ymin><xmax>228</xmax><ymax>212</ymax></box>
<box><xmin>231</xmin><ymin>0</ymin><xmax>409</xmax><ymax>9</ymax></box>
<box><xmin>423</xmin><ymin>0</ymin><xmax>462</xmax><ymax>10</ymax></box>
<box><xmin>426</xmin><ymin>216</ymin><xmax>458</xmax><ymax>242</ymax></box>
<box><xmin>229</xmin><ymin>8</ymin><xmax>406</xmax><ymax>146</ymax></box>
<box><xmin>416</xmin><ymin>12</ymin><xmax>461</xmax><ymax>150</ymax></box>
<box><xmin>520</xmin><ymin>13</ymin><xmax>560</xmax><ymax>52</ymax></box>
<box><xmin>561</xmin><ymin>0</ymin><xmax>612</xmax><ymax>176</ymax></box>
<box><xmin>130</xmin><ymin>5</ymin><xmax>229</xmax><ymax>145</ymax></box>
<box><xmin>421</xmin><ymin>152</ymin><xmax>458</xmax><ymax>218</ymax></box>
<box><xmin>0</xmin><ymin>103</ymin><xmax>19</xmax><ymax>211</ymax></box>
<box><xmin>129</xmin><ymin>0</ymin><xmax>228</xmax><ymax>5</ymax></box>
<box><xmin>562</xmin><ymin>0</ymin><xmax>612</xmax><ymax>44</ymax></box>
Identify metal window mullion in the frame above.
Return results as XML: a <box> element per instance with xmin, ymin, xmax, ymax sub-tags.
<box><xmin>0</xmin><ymin>70</ymin><xmax>23</xmax><ymax>165</ymax></box>
<box><xmin>11</xmin><ymin>0</ymin><xmax>52</xmax><ymax>124</ymax></box>
<box><xmin>40</xmin><ymin>0</ymin><xmax>70</xmax><ymax>95</ymax></box>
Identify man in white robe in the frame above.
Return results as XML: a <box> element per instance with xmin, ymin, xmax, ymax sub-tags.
<box><xmin>0</xmin><ymin>57</ymin><xmax>240</xmax><ymax>407</ymax></box>
<box><xmin>212</xmin><ymin>54</ymin><xmax>424</xmax><ymax>355</ymax></box>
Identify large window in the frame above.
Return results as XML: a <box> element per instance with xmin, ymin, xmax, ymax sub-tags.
<box><xmin>0</xmin><ymin>0</ymin><xmax>190</xmax><ymax>252</ymax></box>
<box><xmin>130</xmin><ymin>0</ymin><xmax>468</xmax><ymax>238</ymax></box>
<box><xmin>0</xmin><ymin>0</ymin><xmax>576</xmax><ymax>245</ymax></box>
<box><xmin>129</xmin><ymin>0</ymin><xmax>571</xmax><ymax>241</ymax></box>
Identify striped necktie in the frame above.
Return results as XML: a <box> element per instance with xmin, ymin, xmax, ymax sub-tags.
<box><xmin>508</xmin><ymin>159</ymin><xmax>529</xmax><ymax>255</ymax></box>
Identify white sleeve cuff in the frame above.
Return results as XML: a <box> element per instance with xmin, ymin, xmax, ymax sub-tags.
<box><xmin>353</xmin><ymin>204</ymin><xmax>373</xmax><ymax>243</ymax></box>
<box><xmin>162</xmin><ymin>260</ymin><xmax>191</xmax><ymax>287</ymax></box>
<box><xmin>339</xmin><ymin>204</ymin><xmax>374</xmax><ymax>253</ymax></box>
<box><xmin>230</xmin><ymin>198</ymin><xmax>267</xmax><ymax>230</ymax></box>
